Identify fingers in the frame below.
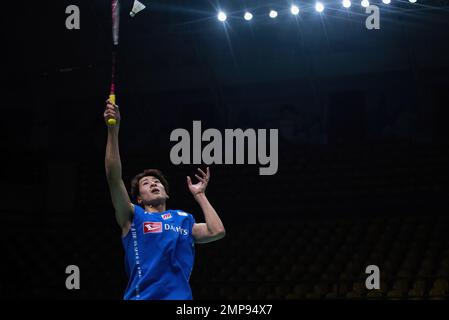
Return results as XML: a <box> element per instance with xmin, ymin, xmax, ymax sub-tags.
<box><xmin>194</xmin><ymin>174</ymin><xmax>206</xmax><ymax>183</ymax></box>
<box><xmin>197</xmin><ymin>167</ymin><xmax>207</xmax><ymax>177</ymax></box>
<box><xmin>105</xmin><ymin>99</ymin><xmax>119</xmax><ymax>112</ymax></box>
<box><xmin>198</xmin><ymin>167</ymin><xmax>210</xmax><ymax>177</ymax></box>
<box><xmin>106</xmin><ymin>98</ymin><xmax>119</xmax><ymax>107</ymax></box>
<box><xmin>104</xmin><ymin>109</ymin><xmax>118</xmax><ymax>120</ymax></box>
<box><xmin>105</xmin><ymin>101</ymin><xmax>119</xmax><ymax>111</ymax></box>
<box><xmin>104</xmin><ymin>99</ymin><xmax>120</xmax><ymax>124</ymax></box>
<box><xmin>188</xmin><ymin>168</ymin><xmax>210</xmax><ymax>186</ymax></box>
<box><xmin>104</xmin><ymin>108</ymin><xmax>117</xmax><ymax>116</ymax></box>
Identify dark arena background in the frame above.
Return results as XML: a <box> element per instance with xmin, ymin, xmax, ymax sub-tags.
<box><xmin>1</xmin><ymin>0</ymin><xmax>449</xmax><ymax>302</ymax></box>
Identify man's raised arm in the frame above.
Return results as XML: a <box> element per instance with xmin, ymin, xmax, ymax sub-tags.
<box><xmin>188</xmin><ymin>167</ymin><xmax>226</xmax><ymax>244</ymax></box>
<box><xmin>104</xmin><ymin>99</ymin><xmax>134</xmax><ymax>233</ymax></box>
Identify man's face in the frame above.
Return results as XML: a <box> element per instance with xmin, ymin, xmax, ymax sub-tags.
<box><xmin>137</xmin><ymin>176</ymin><xmax>169</xmax><ymax>206</ymax></box>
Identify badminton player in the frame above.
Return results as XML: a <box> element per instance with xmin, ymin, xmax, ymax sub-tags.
<box><xmin>103</xmin><ymin>99</ymin><xmax>226</xmax><ymax>300</ymax></box>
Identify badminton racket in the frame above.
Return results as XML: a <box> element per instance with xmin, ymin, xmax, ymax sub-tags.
<box><xmin>107</xmin><ymin>0</ymin><xmax>120</xmax><ymax>126</ymax></box>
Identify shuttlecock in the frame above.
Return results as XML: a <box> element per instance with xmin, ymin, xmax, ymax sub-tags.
<box><xmin>130</xmin><ymin>0</ymin><xmax>146</xmax><ymax>17</ymax></box>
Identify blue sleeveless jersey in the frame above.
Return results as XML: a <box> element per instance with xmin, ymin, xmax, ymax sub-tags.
<box><xmin>122</xmin><ymin>204</ymin><xmax>196</xmax><ymax>300</ymax></box>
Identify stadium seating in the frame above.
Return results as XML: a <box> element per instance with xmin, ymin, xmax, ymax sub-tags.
<box><xmin>2</xmin><ymin>143</ymin><xmax>448</xmax><ymax>299</ymax></box>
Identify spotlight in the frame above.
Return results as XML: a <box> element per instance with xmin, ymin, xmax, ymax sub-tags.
<box><xmin>409</xmin><ymin>0</ymin><xmax>417</xmax><ymax>3</ymax></box>
<box><xmin>217</xmin><ymin>11</ymin><xmax>227</xmax><ymax>22</ymax></box>
<box><xmin>382</xmin><ymin>0</ymin><xmax>391</xmax><ymax>4</ymax></box>
<box><xmin>269</xmin><ymin>10</ymin><xmax>278</xmax><ymax>18</ymax></box>
<box><xmin>244</xmin><ymin>12</ymin><xmax>253</xmax><ymax>21</ymax></box>
<box><xmin>342</xmin><ymin>0</ymin><xmax>351</xmax><ymax>8</ymax></box>
<box><xmin>315</xmin><ymin>2</ymin><xmax>324</xmax><ymax>12</ymax></box>
<box><xmin>361</xmin><ymin>0</ymin><xmax>369</xmax><ymax>7</ymax></box>
<box><xmin>291</xmin><ymin>5</ymin><xmax>299</xmax><ymax>15</ymax></box>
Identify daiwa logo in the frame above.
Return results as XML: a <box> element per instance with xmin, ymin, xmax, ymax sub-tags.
<box><xmin>143</xmin><ymin>222</ymin><xmax>162</xmax><ymax>233</ymax></box>
<box><xmin>165</xmin><ymin>224</ymin><xmax>188</xmax><ymax>236</ymax></box>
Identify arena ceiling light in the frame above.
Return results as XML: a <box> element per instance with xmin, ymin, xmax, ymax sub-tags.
<box><xmin>244</xmin><ymin>12</ymin><xmax>253</xmax><ymax>21</ymax></box>
<box><xmin>291</xmin><ymin>5</ymin><xmax>299</xmax><ymax>15</ymax></box>
<box><xmin>269</xmin><ymin>10</ymin><xmax>278</xmax><ymax>18</ymax></box>
<box><xmin>342</xmin><ymin>0</ymin><xmax>352</xmax><ymax>8</ymax></box>
<box><xmin>217</xmin><ymin>11</ymin><xmax>227</xmax><ymax>22</ymax></box>
<box><xmin>315</xmin><ymin>2</ymin><xmax>324</xmax><ymax>12</ymax></box>
<box><xmin>361</xmin><ymin>0</ymin><xmax>370</xmax><ymax>8</ymax></box>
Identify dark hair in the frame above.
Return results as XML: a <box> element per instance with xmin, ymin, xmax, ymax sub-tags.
<box><xmin>130</xmin><ymin>169</ymin><xmax>170</xmax><ymax>202</ymax></box>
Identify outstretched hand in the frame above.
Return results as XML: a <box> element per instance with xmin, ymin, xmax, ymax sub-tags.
<box><xmin>187</xmin><ymin>167</ymin><xmax>210</xmax><ymax>197</ymax></box>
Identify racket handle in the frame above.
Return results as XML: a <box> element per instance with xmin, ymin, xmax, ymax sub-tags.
<box><xmin>107</xmin><ymin>94</ymin><xmax>117</xmax><ymax>126</ymax></box>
